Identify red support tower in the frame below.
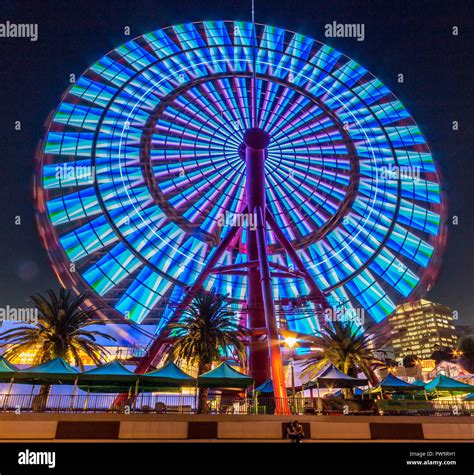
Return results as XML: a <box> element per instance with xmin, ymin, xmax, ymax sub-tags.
<box><xmin>244</xmin><ymin>128</ymin><xmax>289</xmax><ymax>414</ymax></box>
<box><xmin>132</xmin><ymin>128</ymin><xmax>331</xmax><ymax>415</ymax></box>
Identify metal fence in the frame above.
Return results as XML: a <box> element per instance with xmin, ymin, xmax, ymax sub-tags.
<box><xmin>377</xmin><ymin>399</ymin><xmax>474</xmax><ymax>416</ymax></box>
<box><xmin>0</xmin><ymin>394</ymin><xmax>473</xmax><ymax>416</ymax></box>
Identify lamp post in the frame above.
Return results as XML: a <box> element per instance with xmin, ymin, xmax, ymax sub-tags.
<box><xmin>285</xmin><ymin>336</ymin><xmax>297</xmax><ymax>408</ymax></box>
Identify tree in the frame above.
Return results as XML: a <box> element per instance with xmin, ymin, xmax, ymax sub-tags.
<box><xmin>402</xmin><ymin>354</ymin><xmax>418</xmax><ymax>368</ymax></box>
<box><xmin>458</xmin><ymin>336</ymin><xmax>474</xmax><ymax>373</ymax></box>
<box><xmin>302</xmin><ymin>321</ymin><xmax>383</xmax><ymax>388</ymax></box>
<box><xmin>0</xmin><ymin>289</ymin><xmax>115</xmax><ymax>406</ymax></box>
<box><xmin>168</xmin><ymin>289</ymin><xmax>247</xmax><ymax>413</ymax></box>
<box><xmin>430</xmin><ymin>345</ymin><xmax>455</xmax><ymax>364</ymax></box>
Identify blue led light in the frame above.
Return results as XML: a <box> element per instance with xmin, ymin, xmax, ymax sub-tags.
<box><xmin>37</xmin><ymin>21</ymin><xmax>444</xmax><ymax>332</ymax></box>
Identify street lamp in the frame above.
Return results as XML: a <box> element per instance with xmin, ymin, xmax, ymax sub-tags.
<box><xmin>284</xmin><ymin>336</ymin><xmax>298</xmax><ymax>405</ymax></box>
<box><xmin>285</xmin><ymin>337</ymin><xmax>297</xmax><ymax>351</ymax></box>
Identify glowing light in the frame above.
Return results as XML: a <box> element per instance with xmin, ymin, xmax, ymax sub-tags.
<box><xmin>36</xmin><ymin>21</ymin><xmax>444</xmax><ymax>336</ymax></box>
<box><xmin>284</xmin><ymin>337</ymin><xmax>298</xmax><ymax>350</ymax></box>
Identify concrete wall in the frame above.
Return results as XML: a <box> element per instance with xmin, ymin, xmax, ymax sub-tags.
<box><xmin>0</xmin><ymin>421</ymin><xmax>57</xmax><ymax>439</ymax></box>
<box><xmin>310</xmin><ymin>422</ymin><xmax>371</xmax><ymax>440</ymax></box>
<box><xmin>423</xmin><ymin>422</ymin><xmax>474</xmax><ymax>440</ymax></box>
<box><xmin>119</xmin><ymin>421</ymin><xmax>188</xmax><ymax>439</ymax></box>
<box><xmin>218</xmin><ymin>421</ymin><xmax>283</xmax><ymax>439</ymax></box>
<box><xmin>0</xmin><ymin>414</ymin><xmax>472</xmax><ymax>440</ymax></box>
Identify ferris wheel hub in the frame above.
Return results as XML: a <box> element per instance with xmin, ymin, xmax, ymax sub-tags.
<box><xmin>243</xmin><ymin>128</ymin><xmax>271</xmax><ymax>151</ymax></box>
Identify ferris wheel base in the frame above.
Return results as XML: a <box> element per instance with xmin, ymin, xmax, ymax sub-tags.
<box><xmin>133</xmin><ymin>128</ymin><xmax>330</xmax><ymax>415</ymax></box>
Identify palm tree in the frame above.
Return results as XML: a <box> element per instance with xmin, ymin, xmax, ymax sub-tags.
<box><xmin>302</xmin><ymin>321</ymin><xmax>383</xmax><ymax>388</ymax></box>
<box><xmin>168</xmin><ymin>289</ymin><xmax>247</xmax><ymax>413</ymax></box>
<box><xmin>0</xmin><ymin>289</ymin><xmax>115</xmax><ymax>405</ymax></box>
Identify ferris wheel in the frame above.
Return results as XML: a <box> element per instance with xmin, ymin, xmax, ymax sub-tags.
<box><xmin>35</xmin><ymin>21</ymin><xmax>446</xmax><ymax>394</ymax></box>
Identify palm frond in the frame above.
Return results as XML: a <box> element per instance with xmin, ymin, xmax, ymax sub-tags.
<box><xmin>1</xmin><ymin>288</ymin><xmax>115</xmax><ymax>367</ymax></box>
<box><xmin>168</xmin><ymin>289</ymin><xmax>247</xmax><ymax>370</ymax></box>
<box><xmin>302</xmin><ymin>321</ymin><xmax>382</xmax><ymax>385</ymax></box>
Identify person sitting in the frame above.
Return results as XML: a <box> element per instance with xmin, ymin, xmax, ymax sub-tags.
<box><xmin>286</xmin><ymin>420</ymin><xmax>305</xmax><ymax>443</ymax></box>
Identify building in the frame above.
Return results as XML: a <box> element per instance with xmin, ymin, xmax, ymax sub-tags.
<box><xmin>388</xmin><ymin>299</ymin><xmax>457</xmax><ymax>359</ymax></box>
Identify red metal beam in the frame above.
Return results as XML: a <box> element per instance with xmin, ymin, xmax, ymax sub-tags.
<box><xmin>268</xmin><ymin>261</ymin><xmax>306</xmax><ymax>277</ymax></box>
<box><xmin>134</xmin><ymin>220</ymin><xmax>243</xmax><ymax>374</ymax></box>
<box><xmin>255</xmin><ymin>206</ymin><xmax>290</xmax><ymax>415</ymax></box>
<box><xmin>209</xmin><ymin>260</ymin><xmax>259</xmax><ymax>274</ymax></box>
<box><xmin>244</xmin><ymin>130</ymin><xmax>271</xmax><ymax>386</ymax></box>
<box><xmin>266</xmin><ymin>209</ymin><xmax>331</xmax><ymax>326</ymax></box>
<box><xmin>244</xmin><ymin>128</ymin><xmax>289</xmax><ymax>415</ymax></box>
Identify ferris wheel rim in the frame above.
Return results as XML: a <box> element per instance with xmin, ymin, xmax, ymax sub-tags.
<box><xmin>34</xmin><ymin>20</ymin><xmax>446</xmax><ymax>328</ymax></box>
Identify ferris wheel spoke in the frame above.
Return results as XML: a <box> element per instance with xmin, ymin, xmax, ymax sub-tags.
<box><xmin>269</xmin><ymin>104</ymin><xmax>329</xmax><ymax>143</ymax></box>
<box><xmin>201</xmin><ymin>174</ymin><xmax>247</xmax><ymax>235</ymax></box>
<box><xmin>397</xmin><ymin>198</ymin><xmax>441</xmax><ymax>236</ymax></box>
<box><xmin>274</xmin><ymin>121</ymin><xmax>346</xmax><ymax>150</ymax></box>
<box><xmin>258</xmin><ymin>84</ymin><xmax>297</xmax><ymax>132</ymax></box>
<box><xmin>194</xmin><ymin>81</ymin><xmax>247</xmax><ymax>135</ymax></box>
<box><xmin>46</xmin><ymin>187</ymin><xmax>102</xmax><ymax>226</ymax></box>
<box><xmin>343</xmin><ymin>199</ymin><xmax>435</xmax><ymax>276</ymax></box>
<box><xmin>272</xmin><ymin>154</ymin><xmax>351</xmax><ymax>187</ymax></box>
<box><xmin>154</xmin><ymin>156</ymin><xmax>244</xmax><ymax>212</ymax></box>
<box><xmin>265</xmin><ymin>175</ymin><xmax>318</xmax><ymax>238</ymax></box>
<box><xmin>344</xmin><ymin>269</ymin><xmax>397</xmax><ymax>323</ymax></box>
<box><xmin>180</xmin><ymin>167</ymin><xmax>244</xmax><ymax>225</ymax></box>
<box><xmin>166</xmin><ymin>93</ymin><xmax>240</xmax><ymax>143</ymax></box>
<box><xmin>268</xmin><ymin>172</ymin><xmax>336</xmax><ymax>224</ymax></box>
<box><xmin>270</xmin><ymin>151</ymin><xmax>351</xmax><ymax>171</ymax></box>
<box><xmin>58</xmin><ymin>214</ymin><xmax>119</xmax><ymax>263</ymax></box>
<box><xmin>267</xmin><ymin>95</ymin><xmax>317</xmax><ymax>136</ymax></box>
<box><xmin>326</xmin><ymin>224</ymin><xmax>421</xmax><ymax>299</ymax></box>
<box><xmin>271</xmin><ymin>165</ymin><xmax>344</xmax><ymax>215</ymax></box>
<box><xmin>114</xmin><ymin>267</ymin><xmax>175</xmax><ymax>324</ymax></box>
<box><xmin>154</xmin><ymin>153</ymin><xmax>241</xmax><ymax>191</ymax></box>
<box><xmin>81</xmin><ymin>241</ymin><xmax>145</xmax><ymax>296</ymax></box>
<box><xmin>155</xmin><ymin>113</ymin><xmax>226</xmax><ymax>144</ymax></box>
<box><xmin>256</xmin><ymin>79</ymin><xmax>281</xmax><ymax>130</ymax></box>
<box><xmin>258</xmin><ymin>82</ymin><xmax>301</xmax><ymax>129</ymax></box>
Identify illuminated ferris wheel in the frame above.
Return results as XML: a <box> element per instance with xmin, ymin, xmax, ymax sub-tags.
<box><xmin>35</xmin><ymin>21</ymin><xmax>446</xmax><ymax>393</ymax></box>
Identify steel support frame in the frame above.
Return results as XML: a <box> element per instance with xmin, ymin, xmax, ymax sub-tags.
<box><xmin>244</xmin><ymin>128</ymin><xmax>289</xmax><ymax>414</ymax></box>
<box><xmin>134</xmin><ymin>129</ymin><xmax>332</xmax><ymax>417</ymax></box>
<box><xmin>135</xmin><ymin>220</ymin><xmax>243</xmax><ymax>374</ymax></box>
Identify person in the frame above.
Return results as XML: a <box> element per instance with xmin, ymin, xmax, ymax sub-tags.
<box><xmin>286</xmin><ymin>420</ymin><xmax>305</xmax><ymax>443</ymax></box>
<box><xmin>286</xmin><ymin>421</ymin><xmax>296</xmax><ymax>442</ymax></box>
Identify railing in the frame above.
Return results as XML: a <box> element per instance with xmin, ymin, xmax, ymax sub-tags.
<box><xmin>0</xmin><ymin>394</ymin><xmax>473</xmax><ymax>416</ymax></box>
<box><xmin>377</xmin><ymin>399</ymin><xmax>474</xmax><ymax>416</ymax></box>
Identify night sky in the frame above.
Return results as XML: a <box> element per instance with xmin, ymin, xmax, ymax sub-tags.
<box><xmin>0</xmin><ymin>0</ymin><xmax>472</xmax><ymax>324</ymax></box>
